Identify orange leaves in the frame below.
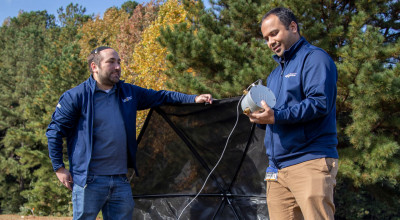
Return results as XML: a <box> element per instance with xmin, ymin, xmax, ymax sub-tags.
<box><xmin>78</xmin><ymin>8</ymin><xmax>129</xmax><ymax>60</ymax></box>
<box><xmin>77</xmin><ymin>2</ymin><xmax>160</xmax><ymax>83</ymax></box>
<box><xmin>77</xmin><ymin>0</ymin><xmax>192</xmax><ymax>135</ymax></box>
<box><xmin>117</xmin><ymin>2</ymin><xmax>159</xmax><ymax>66</ymax></box>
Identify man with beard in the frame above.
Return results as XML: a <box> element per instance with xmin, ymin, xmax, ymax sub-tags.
<box><xmin>46</xmin><ymin>46</ymin><xmax>212</xmax><ymax>219</ymax></box>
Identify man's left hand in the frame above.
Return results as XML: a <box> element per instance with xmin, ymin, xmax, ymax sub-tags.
<box><xmin>245</xmin><ymin>100</ymin><xmax>275</xmax><ymax>124</ymax></box>
<box><xmin>195</xmin><ymin>94</ymin><xmax>213</xmax><ymax>104</ymax></box>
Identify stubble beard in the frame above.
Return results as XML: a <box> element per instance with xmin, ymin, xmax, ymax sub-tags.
<box><xmin>97</xmin><ymin>70</ymin><xmax>120</xmax><ymax>87</ymax></box>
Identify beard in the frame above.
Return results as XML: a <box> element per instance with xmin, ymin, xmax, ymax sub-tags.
<box><xmin>97</xmin><ymin>69</ymin><xmax>120</xmax><ymax>86</ymax></box>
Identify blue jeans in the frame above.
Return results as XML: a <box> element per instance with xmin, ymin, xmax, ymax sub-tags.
<box><xmin>72</xmin><ymin>174</ymin><xmax>134</xmax><ymax>220</ymax></box>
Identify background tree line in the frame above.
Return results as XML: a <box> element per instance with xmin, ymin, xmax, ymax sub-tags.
<box><xmin>0</xmin><ymin>0</ymin><xmax>398</xmax><ymax>218</ymax></box>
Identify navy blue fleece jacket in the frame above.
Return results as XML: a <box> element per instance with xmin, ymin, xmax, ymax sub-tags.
<box><xmin>264</xmin><ymin>37</ymin><xmax>339</xmax><ymax>169</ymax></box>
<box><xmin>46</xmin><ymin>76</ymin><xmax>196</xmax><ymax>187</ymax></box>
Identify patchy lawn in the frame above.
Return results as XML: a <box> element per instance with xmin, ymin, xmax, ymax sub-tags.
<box><xmin>0</xmin><ymin>215</ymin><xmax>72</xmax><ymax>219</ymax></box>
<box><xmin>0</xmin><ymin>215</ymin><xmax>102</xmax><ymax>220</ymax></box>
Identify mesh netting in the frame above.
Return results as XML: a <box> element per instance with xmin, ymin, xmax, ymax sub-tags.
<box><xmin>132</xmin><ymin>97</ymin><xmax>269</xmax><ymax>220</ymax></box>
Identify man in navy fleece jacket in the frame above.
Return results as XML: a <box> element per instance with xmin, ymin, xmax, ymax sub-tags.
<box><xmin>46</xmin><ymin>46</ymin><xmax>212</xmax><ymax>219</ymax></box>
<box><xmin>245</xmin><ymin>7</ymin><xmax>339</xmax><ymax>220</ymax></box>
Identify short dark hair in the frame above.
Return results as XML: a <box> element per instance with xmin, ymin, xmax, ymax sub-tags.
<box><xmin>87</xmin><ymin>46</ymin><xmax>113</xmax><ymax>73</ymax></box>
<box><xmin>261</xmin><ymin>7</ymin><xmax>300</xmax><ymax>35</ymax></box>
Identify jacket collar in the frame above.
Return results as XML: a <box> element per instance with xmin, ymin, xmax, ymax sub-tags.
<box><xmin>88</xmin><ymin>75</ymin><xmax>97</xmax><ymax>93</ymax></box>
<box><xmin>273</xmin><ymin>36</ymin><xmax>307</xmax><ymax>64</ymax></box>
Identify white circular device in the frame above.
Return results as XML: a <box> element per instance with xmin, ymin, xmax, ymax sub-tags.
<box><xmin>241</xmin><ymin>85</ymin><xmax>276</xmax><ymax>114</ymax></box>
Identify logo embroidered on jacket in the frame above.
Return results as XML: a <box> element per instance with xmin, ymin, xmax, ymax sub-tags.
<box><xmin>122</xmin><ymin>96</ymin><xmax>133</xmax><ymax>102</ymax></box>
<box><xmin>57</xmin><ymin>103</ymin><xmax>62</xmax><ymax>108</ymax></box>
<box><xmin>285</xmin><ymin>73</ymin><xmax>297</xmax><ymax>78</ymax></box>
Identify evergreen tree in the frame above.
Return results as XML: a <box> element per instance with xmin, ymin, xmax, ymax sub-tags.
<box><xmin>159</xmin><ymin>0</ymin><xmax>400</xmax><ymax>218</ymax></box>
<box><xmin>159</xmin><ymin>0</ymin><xmax>274</xmax><ymax>98</ymax></box>
<box><xmin>0</xmin><ymin>4</ymin><xmax>91</xmax><ymax>215</ymax></box>
<box><xmin>17</xmin><ymin>4</ymin><xmax>92</xmax><ymax>215</ymax></box>
<box><xmin>0</xmin><ymin>10</ymin><xmax>56</xmax><ymax>213</ymax></box>
<box><xmin>0</xmin><ymin>0</ymin><xmax>397</xmax><ymax>217</ymax></box>
<box><xmin>333</xmin><ymin>2</ymin><xmax>400</xmax><ymax>218</ymax></box>
<box><xmin>121</xmin><ymin>0</ymin><xmax>140</xmax><ymax>17</ymax></box>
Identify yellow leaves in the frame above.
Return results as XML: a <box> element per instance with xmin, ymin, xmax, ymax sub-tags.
<box><xmin>78</xmin><ymin>8</ymin><xmax>130</xmax><ymax>62</ymax></box>
<box><xmin>128</xmin><ymin>0</ymin><xmax>188</xmax><ymax>89</ymax></box>
<box><xmin>125</xmin><ymin>0</ymin><xmax>190</xmax><ymax>135</ymax></box>
<box><xmin>186</xmin><ymin>67</ymin><xmax>196</xmax><ymax>77</ymax></box>
<box><xmin>78</xmin><ymin>2</ymin><xmax>160</xmax><ymax>86</ymax></box>
<box><xmin>117</xmin><ymin>2</ymin><xmax>159</xmax><ymax>66</ymax></box>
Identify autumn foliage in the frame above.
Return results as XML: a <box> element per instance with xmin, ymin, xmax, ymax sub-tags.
<box><xmin>0</xmin><ymin>0</ymin><xmax>399</xmax><ymax>218</ymax></box>
<box><xmin>126</xmin><ymin>0</ymin><xmax>190</xmax><ymax>134</ymax></box>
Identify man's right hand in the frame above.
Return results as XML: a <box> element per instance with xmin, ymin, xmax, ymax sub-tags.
<box><xmin>245</xmin><ymin>100</ymin><xmax>275</xmax><ymax>124</ymax></box>
<box><xmin>56</xmin><ymin>167</ymin><xmax>73</xmax><ymax>191</ymax></box>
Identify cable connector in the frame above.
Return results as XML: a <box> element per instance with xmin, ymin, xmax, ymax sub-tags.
<box><xmin>243</xmin><ymin>107</ymin><xmax>250</xmax><ymax>115</ymax></box>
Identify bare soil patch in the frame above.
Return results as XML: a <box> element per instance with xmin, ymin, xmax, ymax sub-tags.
<box><xmin>0</xmin><ymin>215</ymin><xmax>72</xmax><ymax>220</ymax></box>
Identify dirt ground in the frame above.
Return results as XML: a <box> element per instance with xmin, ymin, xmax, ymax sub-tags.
<box><xmin>0</xmin><ymin>215</ymin><xmax>72</xmax><ymax>220</ymax></box>
<box><xmin>0</xmin><ymin>215</ymin><xmax>101</xmax><ymax>220</ymax></box>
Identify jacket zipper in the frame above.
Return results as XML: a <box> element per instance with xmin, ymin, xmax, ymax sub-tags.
<box><xmin>86</xmin><ymin>82</ymin><xmax>95</xmax><ymax>183</ymax></box>
<box><xmin>271</xmin><ymin>62</ymin><xmax>285</xmax><ymax>169</ymax></box>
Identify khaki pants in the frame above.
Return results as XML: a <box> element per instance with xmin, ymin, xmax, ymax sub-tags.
<box><xmin>266</xmin><ymin>158</ymin><xmax>338</xmax><ymax>220</ymax></box>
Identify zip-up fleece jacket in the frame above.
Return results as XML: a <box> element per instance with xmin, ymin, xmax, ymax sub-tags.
<box><xmin>264</xmin><ymin>37</ymin><xmax>339</xmax><ymax>169</ymax></box>
<box><xmin>46</xmin><ymin>76</ymin><xmax>196</xmax><ymax>187</ymax></box>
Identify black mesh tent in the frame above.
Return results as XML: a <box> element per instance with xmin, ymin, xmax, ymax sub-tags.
<box><xmin>132</xmin><ymin>97</ymin><xmax>269</xmax><ymax>219</ymax></box>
